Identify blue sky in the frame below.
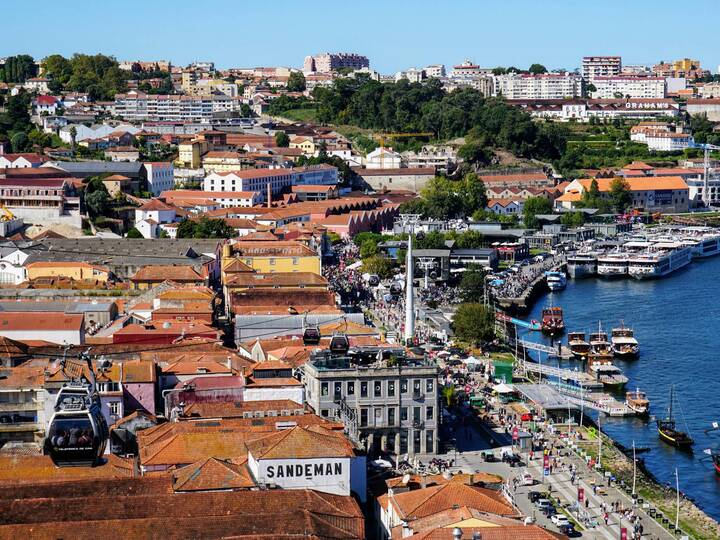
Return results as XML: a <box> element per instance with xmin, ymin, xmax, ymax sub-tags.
<box><xmin>4</xmin><ymin>0</ymin><xmax>720</xmax><ymax>74</ymax></box>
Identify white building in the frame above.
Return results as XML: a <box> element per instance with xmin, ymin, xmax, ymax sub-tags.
<box><xmin>494</xmin><ymin>72</ymin><xmax>581</xmax><ymax>100</ymax></box>
<box><xmin>204</xmin><ymin>169</ymin><xmax>294</xmax><ymax>203</ymax></box>
<box><xmin>58</xmin><ymin>123</ymin><xmax>140</xmax><ymax>144</ymax></box>
<box><xmin>424</xmin><ymin>64</ymin><xmax>446</xmax><ymax>78</ymax></box>
<box><xmin>114</xmin><ymin>91</ymin><xmax>241</xmax><ymax>122</ymax></box>
<box><xmin>644</xmin><ymin>131</ymin><xmax>694</xmax><ymax>151</ymax></box>
<box><xmin>143</xmin><ymin>162</ymin><xmax>175</xmax><ymax>196</ymax></box>
<box><xmin>0</xmin><ymin>312</ymin><xmax>84</xmax><ymax>345</ymax></box>
<box><xmin>0</xmin><ymin>246</ymin><xmax>28</xmax><ymax>285</ymax></box>
<box><xmin>591</xmin><ymin>76</ymin><xmax>665</xmax><ymax>99</ymax></box>
<box><xmin>582</xmin><ymin>56</ymin><xmax>622</xmax><ymax>82</ymax></box>
<box><xmin>487</xmin><ymin>199</ymin><xmax>524</xmax><ymax>215</ymax></box>
<box><xmin>365</xmin><ymin>147</ymin><xmax>402</xmax><ymax>169</ymax></box>
<box><xmin>395</xmin><ymin>68</ymin><xmax>425</xmax><ymax>83</ymax></box>
<box><xmin>245</xmin><ymin>425</ymin><xmax>366</xmax><ymax>501</ymax></box>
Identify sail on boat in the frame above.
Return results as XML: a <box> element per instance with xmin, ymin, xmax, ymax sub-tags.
<box><xmin>657</xmin><ymin>385</ymin><xmax>693</xmax><ymax>449</ymax></box>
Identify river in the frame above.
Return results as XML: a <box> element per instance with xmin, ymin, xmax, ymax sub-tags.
<box><xmin>521</xmin><ymin>258</ymin><xmax>720</xmax><ymax>521</ymax></box>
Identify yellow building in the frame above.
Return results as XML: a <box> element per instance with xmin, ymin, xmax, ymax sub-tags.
<box><xmin>201</xmin><ymin>151</ymin><xmax>252</xmax><ymax>174</ymax></box>
<box><xmin>221</xmin><ymin>241</ymin><xmax>321</xmax><ymax>276</ymax></box>
<box><xmin>177</xmin><ymin>140</ymin><xmax>208</xmax><ymax>169</ymax></box>
<box><xmin>289</xmin><ymin>136</ymin><xmax>316</xmax><ymax>156</ymax></box>
<box><xmin>26</xmin><ymin>262</ymin><xmax>111</xmax><ymax>282</ymax></box>
<box><xmin>674</xmin><ymin>58</ymin><xmax>700</xmax><ymax>72</ymax></box>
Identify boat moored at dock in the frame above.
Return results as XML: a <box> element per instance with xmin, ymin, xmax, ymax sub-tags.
<box><xmin>625</xmin><ymin>388</ymin><xmax>650</xmax><ymax>417</ymax></box>
<box><xmin>545</xmin><ymin>271</ymin><xmax>567</xmax><ymax>291</ymax></box>
<box><xmin>568</xmin><ymin>331</ymin><xmax>591</xmax><ymax>359</ymax></box>
<box><xmin>627</xmin><ymin>242</ymin><xmax>692</xmax><ymax>280</ymax></box>
<box><xmin>597</xmin><ymin>251</ymin><xmax>629</xmax><ymax>278</ymax></box>
<box><xmin>657</xmin><ymin>386</ymin><xmax>693</xmax><ymax>449</ymax></box>
<box><xmin>611</xmin><ymin>323</ymin><xmax>639</xmax><ymax>358</ymax></box>
<box><xmin>567</xmin><ymin>252</ymin><xmax>598</xmax><ymax>278</ymax></box>
<box><xmin>541</xmin><ymin>306</ymin><xmax>565</xmax><ymax>335</ymax></box>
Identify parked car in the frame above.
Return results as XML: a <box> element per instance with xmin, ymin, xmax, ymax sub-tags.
<box><xmin>527</xmin><ymin>491</ymin><xmax>542</xmax><ymax>503</ymax></box>
<box><xmin>521</xmin><ymin>472</ymin><xmax>535</xmax><ymax>486</ymax></box>
<box><xmin>535</xmin><ymin>499</ymin><xmax>552</xmax><ymax>511</ymax></box>
<box><xmin>551</xmin><ymin>514</ymin><xmax>569</xmax><ymax>527</ymax></box>
<box><xmin>559</xmin><ymin>523</ymin><xmax>580</xmax><ymax>537</ymax></box>
<box><xmin>502</xmin><ymin>452</ymin><xmax>522</xmax><ymax>467</ymax></box>
<box><xmin>520</xmin><ymin>412</ymin><xmax>534</xmax><ymax>422</ymax></box>
<box><xmin>482</xmin><ymin>452</ymin><xmax>499</xmax><ymax>463</ymax></box>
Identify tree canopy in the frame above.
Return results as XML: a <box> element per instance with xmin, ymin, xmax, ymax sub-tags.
<box><xmin>41</xmin><ymin>54</ymin><xmax>128</xmax><ymax>100</ymax></box>
<box><xmin>400</xmin><ymin>173</ymin><xmax>488</xmax><ymax>220</ymax></box>
<box><xmin>452</xmin><ymin>303</ymin><xmax>495</xmax><ymax>345</ymax></box>
<box><xmin>287</xmin><ymin>71</ymin><xmax>306</xmax><ymax>92</ymax></box>
<box><xmin>177</xmin><ymin>217</ymin><xmax>236</xmax><ymax>239</ymax></box>
<box><xmin>0</xmin><ymin>55</ymin><xmax>37</xmax><ymax>83</ymax></box>
<box><xmin>522</xmin><ymin>196</ymin><xmax>553</xmax><ymax>228</ymax></box>
<box><xmin>609</xmin><ymin>177</ymin><xmax>632</xmax><ymax>212</ymax></box>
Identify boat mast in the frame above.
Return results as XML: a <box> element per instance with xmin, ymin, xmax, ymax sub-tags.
<box><xmin>669</xmin><ymin>385</ymin><xmax>674</xmax><ymax>421</ymax></box>
<box><xmin>675</xmin><ymin>468</ymin><xmax>680</xmax><ymax>531</ymax></box>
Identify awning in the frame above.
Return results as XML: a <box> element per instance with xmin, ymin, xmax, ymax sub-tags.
<box><xmin>493</xmin><ymin>383</ymin><xmax>515</xmax><ymax>394</ymax></box>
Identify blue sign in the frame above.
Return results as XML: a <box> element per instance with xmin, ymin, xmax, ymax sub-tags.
<box><xmin>544</xmin><ymin>468</ymin><xmax>549</xmax><ymax>476</ymax></box>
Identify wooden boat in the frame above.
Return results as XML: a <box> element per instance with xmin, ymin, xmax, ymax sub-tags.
<box><xmin>625</xmin><ymin>388</ymin><xmax>650</xmax><ymax>417</ymax></box>
<box><xmin>541</xmin><ymin>307</ymin><xmax>565</xmax><ymax>335</ymax></box>
<box><xmin>611</xmin><ymin>322</ymin><xmax>639</xmax><ymax>358</ymax></box>
<box><xmin>713</xmin><ymin>453</ymin><xmax>720</xmax><ymax>475</ymax></box>
<box><xmin>567</xmin><ymin>331</ymin><xmax>590</xmax><ymax>359</ymax></box>
<box><xmin>657</xmin><ymin>386</ymin><xmax>693</xmax><ymax>449</ymax></box>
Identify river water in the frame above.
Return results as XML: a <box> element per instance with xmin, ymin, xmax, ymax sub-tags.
<box><xmin>522</xmin><ymin>258</ymin><xmax>720</xmax><ymax>521</ymax></box>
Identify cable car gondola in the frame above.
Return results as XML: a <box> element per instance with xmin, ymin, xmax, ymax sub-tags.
<box><xmin>329</xmin><ymin>333</ymin><xmax>350</xmax><ymax>355</ymax></box>
<box><xmin>303</xmin><ymin>326</ymin><xmax>321</xmax><ymax>346</ymax></box>
<box><xmin>43</xmin><ymin>352</ymin><xmax>109</xmax><ymax>467</ymax></box>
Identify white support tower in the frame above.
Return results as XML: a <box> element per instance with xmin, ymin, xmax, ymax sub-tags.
<box><xmin>400</xmin><ymin>214</ymin><xmax>421</xmax><ymax>344</ymax></box>
<box><xmin>418</xmin><ymin>257</ymin><xmax>436</xmax><ymax>289</ymax></box>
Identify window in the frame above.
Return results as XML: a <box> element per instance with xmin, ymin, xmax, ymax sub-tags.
<box><xmin>400</xmin><ymin>407</ymin><xmax>408</xmax><ymax>422</ymax></box>
<box><xmin>347</xmin><ymin>381</ymin><xmax>355</xmax><ymax>395</ymax></box>
<box><xmin>321</xmin><ymin>409</ymin><xmax>329</xmax><ymax>417</ymax></box>
<box><xmin>360</xmin><ymin>381</ymin><xmax>368</xmax><ymax>397</ymax></box>
<box><xmin>425</xmin><ymin>379</ymin><xmax>434</xmax><ymax>393</ymax></box>
<box><xmin>388</xmin><ymin>407</ymin><xmax>396</xmax><ymax>426</ymax></box>
<box><xmin>334</xmin><ymin>382</ymin><xmax>342</xmax><ymax>400</ymax></box>
<box><xmin>269</xmin><ymin>258</ymin><xmax>276</xmax><ymax>265</ymax></box>
<box><xmin>321</xmin><ymin>382</ymin><xmax>329</xmax><ymax>396</ymax></box>
<box><xmin>413</xmin><ymin>380</ymin><xmax>421</xmax><ymax>396</ymax></box>
<box><xmin>425</xmin><ymin>429</ymin><xmax>434</xmax><ymax>452</ymax></box>
<box><xmin>108</xmin><ymin>402</ymin><xmax>120</xmax><ymax>417</ymax></box>
<box><xmin>400</xmin><ymin>379</ymin><xmax>408</xmax><ymax>394</ymax></box>
<box><xmin>413</xmin><ymin>430</ymin><xmax>421</xmax><ymax>453</ymax></box>
<box><xmin>413</xmin><ymin>406</ymin><xmax>421</xmax><ymax>423</ymax></box>
<box><xmin>388</xmin><ymin>380</ymin><xmax>395</xmax><ymax>397</ymax></box>
<box><xmin>360</xmin><ymin>408</ymin><xmax>368</xmax><ymax>427</ymax></box>
<box><xmin>426</xmin><ymin>406</ymin><xmax>434</xmax><ymax>420</ymax></box>
<box><xmin>292</xmin><ymin>257</ymin><xmax>299</xmax><ymax>265</ymax></box>
<box><xmin>374</xmin><ymin>381</ymin><xmax>382</xmax><ymax>397</ymax></box>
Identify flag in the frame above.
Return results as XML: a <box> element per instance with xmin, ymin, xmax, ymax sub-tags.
<box><xmin>704</xmin><ymin>448</ymin><xmax>713</xmax><ymax>455</ymax></box>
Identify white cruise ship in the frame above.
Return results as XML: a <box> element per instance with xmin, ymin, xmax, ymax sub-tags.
<box><xmin>627</xmin><ymin>242</ymin><xmax>693</xmax><ymax>279</ymax></box>
<box><xmin>681</xmin><ymin>233</ymin><xmax>720</xmax><ymax>259</ymax></box>
<box><xmin>597</xmin><ymin>251</ymin><xmax>629</xmax><ymax>277</ymax></box>
<box><xmin>567</xmin><ymin>252</ymin><xmax>597</xmax><ymax>278</ymax></box>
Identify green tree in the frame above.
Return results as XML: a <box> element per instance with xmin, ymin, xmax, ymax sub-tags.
<box><xmin>287</xmin><ymin>71</ymin><xmax>306</xmax><ymax>92</ymax></box>
<box><xmin>10</xmin><ymin>132</ymin><xmax>28</xmax><ymax>152</ymax></box>
<box><xmin>454</xmin><ymin>230</ymin><xmax>485</xmax><ymax>249</ymax></box>
<box><xmin>441</xmin><ymin>385</ymin><xmax>457</xmax><ymax>407</ymax></box>
<box><xmin>522</xmin><ymin>196</ymin><xmax>553</xmax><ymax>229</ymax></box>
<box><xmin>528</xmin><ymin>63</ymin><xmax>547</xmax><ymax>74</ymax></box>
<box><xmin>126</xmin><ymin>227</ymin><xmax>143</xmax><ymax>238</ymax></box>
<box><xmin>452</xmin><ymin>303</ymin><xmax>495</xmax><ymax>345</ymax></box>
<box><xmin>457</xmin><ymin>139</ymin><xmax>492</xmax><ymax>167</ymax></box>
<box><xmin>176</xmin><ymin>217</ymin><xmax>236</xmax><ymax>239</ymax></box>
<box><xmin>85</xmin><ymin>190</ymin><xmax>109</xmax><ymax>217</ymax></box>
<box><xmin>274</xmin><ymin>131</ymin><xmax>290</xmax><ymax>147</ymax></box>
<box><xmin>560</xmin><ymin>211</ymin><xmax>585</xmax><ymax>227</ymax></box>
<box><xmin>359</xmin><ymin>238</ymin><xmax>379</xmax><ymax>259</ymax></box>
<box><xmin>609</xmin><ymin>177</ymin><xmax>632</xmax><ymax>212</ymax></box>
<box><xmin>362</xmin><ymin>255</ymin><xmax>394</xmax><ymax>278</ymax></box>
<box><xmin>459</xmin><ymin>266</ymin><xmax>486</xmax><ymax>302</ymax></box>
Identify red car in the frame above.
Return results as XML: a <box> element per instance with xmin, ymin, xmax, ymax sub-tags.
<box><xmin>521</xmin><ymin>413</ymin><xmax>534</xmax><ymax>422</ymax></box>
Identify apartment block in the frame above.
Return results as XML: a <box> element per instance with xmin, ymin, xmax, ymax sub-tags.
<box><xmin>494</xmin><ymin>72</ymin><xmax>581</xmax><ymax>99</ymax></box>
<box><xmin>582</xmin><ymin>56</ymin><xmax>622</xmax><ymax>81</ymax></box>
<box><xmin>303</xmin><ymin>52</ymin><xmax>369</xmax><ymax>73</ymax></box>
<box><xmin>114</xmin><ymin>91</ymin><xmax>241</xmax><ymax>122</ymax></box>
<box><xmin>303</xmin><ymin>349</ymin><xmax>440</xmax><ymax>456</ymax></box>
<box><xmin>590</xmin><ymin>76</ymin><xmax>665</xmax><ymax>99</ymax></box>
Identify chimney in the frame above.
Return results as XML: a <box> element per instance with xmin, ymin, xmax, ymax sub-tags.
<box><xmin>226</xmin><ymin>355</ymin><xmax>233</xmax><ymax>370</ymax></box>
<box><xmin>267</xmin><ymin>182</ymin><xmax>271</xmax><ymax>208</ymax></box>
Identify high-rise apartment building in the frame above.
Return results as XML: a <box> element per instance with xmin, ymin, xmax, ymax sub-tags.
<box><xmin>582</xmin><ymin>56</ymin><xmax>622</xmax><ymax>81</ymax></box>
<box><xmin>303</xmin><ymin>53</ymin><xmax>369</xmax><ymax>73</ymax></box>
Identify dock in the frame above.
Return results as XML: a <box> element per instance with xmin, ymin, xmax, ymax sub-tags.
<box><xmin>548</xmin><ymin>381</ymin><xmax>634</xmax><ymax>417</ymax></box>
<box><xmin>495</xmin><ymin>261</ymin><xmax>566</xmax><ymax>313</ymax></box>
<box><xmin>516</xmin><ymin>338</ymin><xmax>573</xmax><ymax>360</ymax></box>
<box><xmin>516</xmin><ymin>357</ymin><xmax>602</xmax><ymax>388</ymax></box>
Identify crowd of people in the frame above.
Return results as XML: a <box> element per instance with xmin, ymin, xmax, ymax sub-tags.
<box><xmin>490</xmin><ymin>256</ymin><xmax>563</xmax><ymax>300</ymax></box>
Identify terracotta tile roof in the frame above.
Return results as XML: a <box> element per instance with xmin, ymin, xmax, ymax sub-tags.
<box><xmin>0</xmin><ymin>336</ymin><xmax>30</xmax><ymax>359</ymax></box>
<box><xmin>229</xmin><ymin>240</ymin><xmax>318</xmax><ymax>257</ymax></box>
<box><xmin>223</xmin><ymin>258</ymin><xmax>256</xmax><ymax>273</ymax></box>
<box><xmin>0</xmin><ymin>488</ymin><xmax>364</xmax><ymax>539</ymax></box>
<box><xmin>160</xmin><ymin>359</ymin><xmax>234</xmax><ymax>375</ymax></box>
<box><xmin>386</xmin><ymin>483</ymin><xmax>518</xmax><ymax>521</ymax></box>
<box><xmin>181</xmin><ymin>399</ymin><xmax>303</xmax><ymax>419</ymax></box>
<box><xmin>245</xmin><ymin>425</ymin><xmax>355</xmax><ymax>460</ymax></box>
<box><xmin>238</xmin><ymin>230</ymin><xmax>280</xmax><ymax>241</ymax></box>
<box><xmin>623</xmin><ymin>160</ymin><xmax>654</xmax><ymax>170</ymax></box>
<box><xmin>0</xmin><ymin>365</ymin><xmax>44</xmax><ymax>388</ymax></box>
<box><xmin>0</xmin><ymin>454</ymin><xmax>132</xmax><ymax>485</ymax></box>
<box><xmin>577</xmin><ymin>175</ymin><xmax>688</xmax><ymax>192</ymax></box>
<box><xmin>0</xmin><ymin>312</ymin><xmax>83</xmax><ymax>332</ymax></box>
<box><xmin>318</xmin><ymin>320</ymin><xmax>380</xmax><ymax>336</ymax></box>
<box><xmin>265</xmin><ymin>346</ymin><xmax>314</xmax><ymax>367</ymax></box>
<box><xmin>245</xmin><ymin>376</ymin><xmax>303</xmax><ymax>387</ymax></box>
<box><xmin>556</xmin><ymin>190</ymin><xmax>582</xmax><ymax>202</ymax></box>
<box><xmin>131</xmin><ymin>264</ymin><xmax>208</xmax><ymax>282</ymax></box>
<box><xmin>138</xmin><ymin>198</ymin><xmax>177</xmax><ymax>212</ymax></box>
<box><xmin>478</xmin><ymin>172</ymin><xmax>550</xmax><ymax>184</ymax></box>
<box><xmin>225</xmin><ymin>271</ymin><xmax>328</xmax><ymax>288</ymax></box>
<box><xmin>172</xmin><ymin>457</ymin><xmax>256</xmax><ymax>491</ymax></box>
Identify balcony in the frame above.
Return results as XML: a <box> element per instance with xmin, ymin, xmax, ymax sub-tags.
<box><xmin>0</xmin><ymin>422</ymin><xmax>42</xmax><ymax>433</ymax></box>
<box><xmin>0</xmin><ymin>402</ymin><xmax>40</xmax><ymax>413</ymax></box>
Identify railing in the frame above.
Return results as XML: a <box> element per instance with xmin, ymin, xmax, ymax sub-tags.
<box><xmin>0</xmin><ymin>402</ymin><xmax>40</xmax><ymax>413</ymax></box>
